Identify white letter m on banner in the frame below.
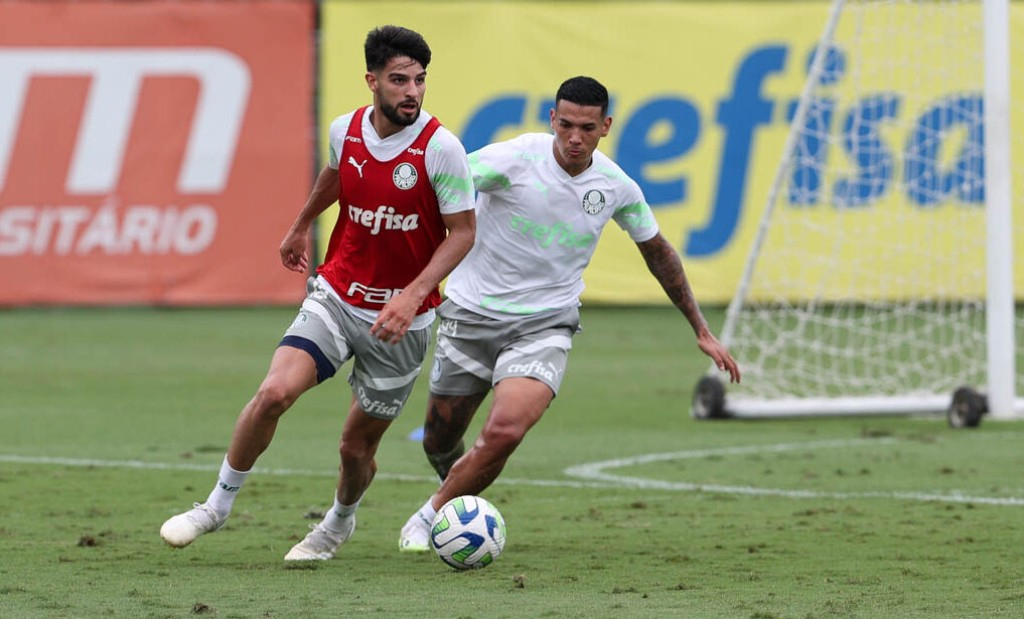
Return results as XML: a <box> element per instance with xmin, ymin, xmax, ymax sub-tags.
<box><xmin>0</xmin><ymin>48</ymin><xmax>251</xmax><ymax>194</ymax></box>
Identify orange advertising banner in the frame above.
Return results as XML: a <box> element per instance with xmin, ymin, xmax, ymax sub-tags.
<box><xmin>0</xmin><ymin>1</ymin><xmax>314</xmax><ymax>305</ymax></box>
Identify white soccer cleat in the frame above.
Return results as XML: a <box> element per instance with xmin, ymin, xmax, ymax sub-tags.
<box><xmin>283</xmin><ymin>519</ymin><xmax>354</xmax><ymax>561</ymax></box>
<box><xmin>398</xmin><ymin>510</ymin><xmax>431</xmax><ymax>553</ymax></box>
<box><xmin>160</xmin><ymin>502</ymin><xmax>227</xmax><ymax>548</ymax></box>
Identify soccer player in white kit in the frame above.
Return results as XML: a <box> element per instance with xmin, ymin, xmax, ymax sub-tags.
<box><xmin>159</xmin><ymin>25</ymin><xmax>476</xmax><ymax>561</ymax></box>
<box><xmin>398</xmin><ymin>76</ymin><xmax>740</xmax><ymax>551</ymax></box>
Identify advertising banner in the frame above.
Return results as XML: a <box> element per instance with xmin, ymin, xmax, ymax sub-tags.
<box><xmin>0</xmin><ymin>1</ymin><xmax>314</xmax><ymax>305</ymax></box>
<box><xmin>319</xmin><ymin>1</ymin><xmax>1023</xmax><ymax>304</ymax></box>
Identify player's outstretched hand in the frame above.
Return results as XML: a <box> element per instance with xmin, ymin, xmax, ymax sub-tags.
<box><xmin>279</xmin><ymin>229</ymin><xmax>310</xmax><ymax>273</ymax></box>
<box><xmin>697</xmin><ymin>331</ymin><xmax>741</xmax><ymax>384</ymax></box>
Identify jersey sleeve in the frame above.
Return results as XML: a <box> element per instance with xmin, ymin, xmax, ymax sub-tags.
<box><xmin>612</xmin><ymin>177</ymin><xmax>659</xmax><ymax>243</ymax></box>
<box><xmin>326</xmin><ymin>113</ymin><xmax>355</xmax><ymax>170</ymax></box>
<box><xmin>468</xmin><ymin>140</ymin><xmax>515</xmax><ymax>194</ymax></box>
<box><xmin>425</xmin><ymin>127</ymin><xmax>475</xmax><ymax>215</ymax></box>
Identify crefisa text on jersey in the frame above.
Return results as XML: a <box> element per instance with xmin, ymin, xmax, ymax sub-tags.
<box><xmin>346</xmin><ymin>203</ymin><xmax>420</xmax><ymax>235</ymax></box>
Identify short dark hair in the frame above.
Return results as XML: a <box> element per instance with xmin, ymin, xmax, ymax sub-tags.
<box><xmin>555</xmin><ymin>76</ymin><xmax>609</xmax><ymax>116</ymax></box>
<box><xmin>364</xmin><ymin>25</ymin><xmax>431</xmax><ymax>72</ymax></box>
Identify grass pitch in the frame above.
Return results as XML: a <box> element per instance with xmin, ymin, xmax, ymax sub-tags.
<box><xmin>1</xmin><ymin>306</ymin><xmax>1023</xmax><ymax>618</ymax></box>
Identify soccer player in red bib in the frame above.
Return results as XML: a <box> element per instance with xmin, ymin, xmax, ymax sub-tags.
<box><xmin>160</xmin><ymin>25</ymin><xmax>476</xmax><ymax>561</ymax></box>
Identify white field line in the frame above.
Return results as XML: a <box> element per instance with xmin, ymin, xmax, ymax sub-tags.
<box><xmin>0</xmin><ymin>454</ymin><xmax>611</xmax><ymax>489</ymax></box>
<box><xmin>3</xmin><ymin>437</ymin><xmax>1023</xmax><ymax>506</ymax></box>
<box><xmin>564</xmin><ymin>437</ymin><xmax>1024</xmax><ymax>506</ymax></box>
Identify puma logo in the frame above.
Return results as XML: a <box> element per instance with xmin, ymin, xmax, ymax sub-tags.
<box><xmin>348</xmin><ymin>156</ymin><xmax>367</xmax><ymax>178</ymax></box>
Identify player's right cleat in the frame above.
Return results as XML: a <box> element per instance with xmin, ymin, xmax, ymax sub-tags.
<box><xmin>160</xmin><ymin>502</ymin><xmax>227</xmax><ymax>548</ymax></box>
<box><xmin>398</xmin><ymin>510</ymin><xmax>431</xmax><ymax>553</ymax></box>
<box><xmin>284</xmin><ymin>519</ymin><xmax>355</xmax><ymax>561</ymax></box>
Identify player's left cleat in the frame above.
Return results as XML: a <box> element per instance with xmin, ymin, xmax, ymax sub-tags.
<box><xmin>160</xmin><ymin>502</ymin><xmax>227</xmax><ymax>548</ymax></box>
<box><xmin>398</xmin><ymin>510</ymin><xmax>431</xmax><ymax>553</ymax></box>
<box><xmin>284</xmin><ymin>519</ymin><xmax>354</xmax><ymax>561</ymax></box>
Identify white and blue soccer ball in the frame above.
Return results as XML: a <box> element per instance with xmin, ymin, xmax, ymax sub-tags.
<box><xmin>431</xmin><ymin>495</ymin><xmax>506</xmax><ymax>570</ymax></box>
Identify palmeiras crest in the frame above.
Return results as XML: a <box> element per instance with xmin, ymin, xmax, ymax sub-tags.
<box><xmin>581</xmin><ymin>189</ymin><xmax>606</xmax><ymax>215</ymax></box>
<box><xmin>393</xmin><ymin>162</ymin><xmax>418</xmax><ymax>190</ymax></box>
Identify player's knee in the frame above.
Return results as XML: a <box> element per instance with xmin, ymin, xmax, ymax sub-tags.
<box><xmin>338</xmin><ymin>434</ymin><xmax>375</xmax><ymax>465</ymax></box>
<box><xmin>252</xmin><ymin>381</ymin><xmax>296</xmax><ymax>417</ymax></box>
<box><xmin>478</xmin><ymin>421</ymin><xmax>525</xmax><ymax>457</ymax></box>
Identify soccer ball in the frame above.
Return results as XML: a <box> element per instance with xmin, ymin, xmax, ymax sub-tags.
<box><xmin>431</xmin><ymin>495</ymin><xmax>506</xmax><ymax>570</ymax></box>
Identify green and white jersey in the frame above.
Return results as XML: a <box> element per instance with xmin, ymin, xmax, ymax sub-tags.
<box><xmin>445</xmin><ymin>132</ymin><xmax>658</xmax><ymax>319</ymax></box>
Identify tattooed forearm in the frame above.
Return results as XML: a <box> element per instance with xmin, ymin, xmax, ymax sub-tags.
<box><xmin>637</xmin><ymin>234</ymin><xmax>709</xmax><ymax>334</ymax></box>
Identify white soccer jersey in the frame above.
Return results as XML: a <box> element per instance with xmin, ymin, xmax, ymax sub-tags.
<box><xmin>445</xmin><ymin>132</ymin><xmax>658</xmax><ymax>318</ymax></box>
<box><xmin>327</xmin><ymin>108</ymin><xmax>474</xmax><ymax>216</ymax></box>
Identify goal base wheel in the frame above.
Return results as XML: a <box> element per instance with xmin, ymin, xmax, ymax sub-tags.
<box><xmin>692</xmin><ymin>375</ymin><xmax>729</xmax><ymax>420</ymax></box>
<box><xmin>947</xmin><ymin>386</ymin><xmax>988</xmax><ymax>429</ymax></box>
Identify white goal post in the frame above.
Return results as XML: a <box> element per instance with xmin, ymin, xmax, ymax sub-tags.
<box><xmin>693</xmin><ymin>0</ymin><xmax>1022</xmax><ymax>423</ymax></box>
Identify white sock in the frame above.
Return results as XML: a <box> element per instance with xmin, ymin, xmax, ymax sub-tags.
<box><xmin>323</xmin><ymin>497</ymin><xmax>359</xmax><ymax>533</ymax></box>
<box><xmin>205</xmin><ymin>456</ymin><xmax>250</xmax><ymax>518</ymax></box>
<box><xmin>417</xmin><ymin>499</ymin><xmax>437</xmax><ymax>525</ymax></box>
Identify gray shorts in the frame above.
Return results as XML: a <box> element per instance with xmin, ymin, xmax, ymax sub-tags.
<box><xmin>280</xmin><ymin>278</ymin><xmax>430</xmax><ymax>420</ymax></box>
<box><xmin>428</xmin><ymin>299</ymin><xmax>580</xmax><ymax>396</ymax></box>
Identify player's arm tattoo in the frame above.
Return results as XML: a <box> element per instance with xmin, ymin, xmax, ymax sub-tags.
<box><xmin>636</xmin><ymin>234</ymin><xmax>710</xmax><ymax>334</ymax></box>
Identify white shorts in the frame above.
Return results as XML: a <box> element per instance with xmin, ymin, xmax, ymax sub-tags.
<box><xmin>428</xmin><ymin>299</ymin><xmax>580</xmax><ymax>397</ymax></box>
<box><xmin>280</xmin><ymin>277</ymin><xmax>431</xmax><ymax>420</ymax></box>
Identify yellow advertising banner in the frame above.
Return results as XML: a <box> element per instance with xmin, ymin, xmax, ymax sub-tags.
<box><xmin>319</xmin><ymin>1</ymin><xmax>1024</xmax><ymax>305</ymax></box>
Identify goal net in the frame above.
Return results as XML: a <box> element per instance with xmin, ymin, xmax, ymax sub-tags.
<box><xmin>693</xmin><ymin>0</ymin><xmax>1022</xmax><ymax>421</ymax></box>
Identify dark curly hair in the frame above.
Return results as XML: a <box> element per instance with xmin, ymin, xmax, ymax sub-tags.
<box><xmin>364</xmin><ymin>25</ymin><xmax>431</xmax><ymax>72</ymax></box>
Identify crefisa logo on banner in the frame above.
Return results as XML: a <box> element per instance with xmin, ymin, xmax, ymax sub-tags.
<box><xmin>0</xmin><ymin>48</ymin><xmax>251</xmax><ymax>257</ymax></box>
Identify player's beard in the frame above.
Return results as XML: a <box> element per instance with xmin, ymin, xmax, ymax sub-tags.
<box><xmin>379</xmin><ymin>98</ymin><xmax>419</xmax><ymax>126</ymax></box>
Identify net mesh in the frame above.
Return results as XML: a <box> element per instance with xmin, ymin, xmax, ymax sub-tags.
<box><xmin>721</xmin><ymin>0</ymin><xmax>1021</xmax><ymax>407</ymax></box>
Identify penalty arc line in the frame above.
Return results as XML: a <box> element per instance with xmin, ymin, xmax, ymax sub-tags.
<box><xmin>563</xmin><ymin>437</ymin><xmax>1024</xmax><ymax>507</ymax></box>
